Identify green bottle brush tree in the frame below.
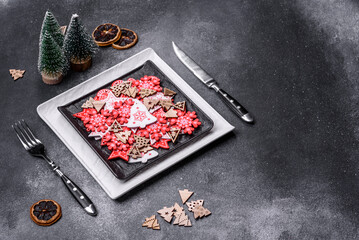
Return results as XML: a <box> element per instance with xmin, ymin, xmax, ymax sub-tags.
<box><xmin>38</xmin><ymin>31</ymin><xmax>67</xmax><ymax>85</ymax></box>
<box><xmin>39</xmin><ymin>11</ymin><xmax>64</xmax><ymax>47</ymax></box>
<box><xmin>63</xmin><ymin>14</ymin><xmax>98</xmax><ymax>72</ymax></box>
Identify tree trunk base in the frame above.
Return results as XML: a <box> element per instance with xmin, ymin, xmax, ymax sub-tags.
<box><xmin>70</xmin><ymin>57</ymin><xmax>92</xmax><ymax>72</ymax></box>
<box><xmin>41</xmin><ymin>72</ymin><xmax>63</xmax><ymax>85</ymax></box>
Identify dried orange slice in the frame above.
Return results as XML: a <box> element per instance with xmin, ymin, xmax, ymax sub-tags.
<box><xmin>92</xmin><ymin>23</ymin><xmax>121</xmax><ymax>46</ymax></box>
<box><xmin>112</xmin><ymin>28</ymin><xmax>138</xmax><ymax>50</ymax></box>
<box><xmin>30</xmin><ymin>199</ymin><xmax>62</xmax><ymax>226</ymax></box>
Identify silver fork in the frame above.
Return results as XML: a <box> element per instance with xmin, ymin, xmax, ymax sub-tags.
<box><xmin>12</xmin><ymin>120</ymin><xmax>97</xmax><ymax>216</ymax></box>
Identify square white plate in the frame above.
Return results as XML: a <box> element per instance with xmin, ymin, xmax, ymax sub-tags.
<box><xmin>37</xmin><ymin>48</ymin><xmax>234</xmax><ymax>199</ymax></box>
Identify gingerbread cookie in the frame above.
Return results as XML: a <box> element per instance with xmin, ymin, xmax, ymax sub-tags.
<box><xmin>30</xmin><ymin>200</ymin><xmax>61</xmax><ymax>226</ymax></box>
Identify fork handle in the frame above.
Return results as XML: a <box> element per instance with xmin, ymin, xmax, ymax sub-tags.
<box><xmin>56</xmin><ymin>170</ymin><xmax>97</xmax><ymax>216</ymax></box>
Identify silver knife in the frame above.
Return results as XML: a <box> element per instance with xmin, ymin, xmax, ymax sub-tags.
<box><xmin>172</xmin><ymin>42</ymin><xmax>254</xmax><ymax>123</ymax></box>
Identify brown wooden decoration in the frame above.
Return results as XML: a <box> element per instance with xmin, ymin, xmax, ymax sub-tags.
<box><xmin>179</xmin><ymin>189</ymin><xmax>193</xmax><ymax>204</ymax></box>
<box><xmin>165</xmin><ymin>108</ymin><xmax>178</xmax><ymax>118</ymax></box>
<box><xmin>143</xmin><ymin>98</ymin><xmax>159</xmax><ymax>110</ymax></box>
<box><xmin>81</xmin><ymin>97</ymin><xmax>95</xmax><ymax>109</ymax></box>
<box><xmin>139</xmin><ymin>88</ymin><xmax>157</xmax><ymax>98</ymax></box>
<box><xmin>186</xmin><ymin>200</ymin><xmax>204</xmax><ymax>212</ymax></box>
<box><xmin>138</xmin><ymin>145</ymin><xmax>153</xmax><ymax>153</ymax></box>
<box><xmin>174</xmin><ymin>101</ymin><xmax>186</xmax><ymax>111</ymax></box>
<box><xmin>92</xmin><ymin>100</ymin><xmax>106</xmax><ymax>112</ymax></box>
<box><xmin>172</xmin><ymin>202</ymin><xmax>191</xmax><ymax>227</ymax></box>
<box><xmin>134</xmin><ymin>135</ymin><xmax>150</xmax><ymax>148</ymax></box>
<box><xmin>178</xmin><ymin>213</ymin><xmax>189</xmax><ymax>226</ymax></box>
<box><xmin>124</xmin><ymin>87</ymin><xmax>138</xmax><ymax>98</ymax></box>
<box><xmin>157</xmin><ymin>206</ymin><xmax>174</xmax><ymax>223</ymax></box>
<box><xmin>127</xmin><ymin>145</ymin><xmax>142</xmax><ymax>159</ymax></box>
<box><xmin>115</xmin><ymin>130</ymin><xmax>132</xmax><ymax>143</ymax></box>
<box><xmin>159</xmin><ymin>99</ymin><xmax>174</xmax><ymax>110</ymax></box>
<box><xmin>109</xmin><ymin>120</ymin><xmax>122</xmax><ymax>133</ymax></box>
<box><xmin>9</xmin><ymin>69</ymin><xmax>25</xmax><ymax>81</ymax></box>
<box><xmin>163</xmin><ymin>88</ymin><xmax>176</xmax><ymax>96</ymax></box>
<box><xmin>204</xmin><ymin>209</ymin><xmax>211</xmax><ymax>216</ymax></box>
<box><xmin>111</xmin><ymin>81</ymin><xmax>132</xmax><ymax>97</ymax></box>
<box><xmin>110</xmin><ymin>84</ymin><xmax>124</xmax><ymax>97</ymax></box>
<box><xmin>172</xmin><ymin>202</ymin><xmax>184</xmax><ymax>216</ymax></box>
<box><xmin>193</xmin><ymin>205</ymin><xmax>211</xmax><ymax>219</ymax></box>
<box><xmin>142</xmin><ymin>216</ymin><xmax>155</xmax><ymax>228</ymax></box>
<box><xmin>188</xmin><ymin>200</ymin><xmax>211</xmax><ymax>219</ymax></box>
<box><xmin>152</xmin><ymin>219</ymin><xmax>160</xmax><ymax>230</ymax></box>
<box><xmin>173</xmin><ymin>214</ymin><xmax>181</xmax><ymax>225</ymax></box>
<box><xmin>184</xmin><ymin>219</ymin><xmax>192</xmax><ymax>227</ymax></box>
<box><xmin>142</xmin><ymin>215</ymin><xmax>160</xmax><ymax>230</ymax></box>
<box><xmin>169</xmin><ymin>128</ymin><xmax>181</xmax><ymax>143</ymax></box>
<box><xmin>122</xmin><ymin>81</ymin><xmax>132</xmax><ymax>89</ymax></box>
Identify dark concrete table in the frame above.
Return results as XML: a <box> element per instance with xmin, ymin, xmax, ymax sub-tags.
<box><xmin>1</xmin><ymin>0</ymin><xmax>359</xmax><ymax>239</ymax></box>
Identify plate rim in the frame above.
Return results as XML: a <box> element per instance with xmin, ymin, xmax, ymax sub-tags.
<box><xmin>37</xmin><ymin>48</ymin><xmax>234</xmax><ymax>199</ymax></box>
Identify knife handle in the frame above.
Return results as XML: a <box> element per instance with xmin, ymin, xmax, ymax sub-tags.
<box><xmin>213</xmin><ymin>86</ymin><xmax>254</xmax><ymax>123</ymax></box>
<box><xmin>54</xmin><ymin>168</ymin><xmax>97</xmax><ymax>216</ymax></box>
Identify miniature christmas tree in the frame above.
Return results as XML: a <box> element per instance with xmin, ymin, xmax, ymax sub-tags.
<box><xmin>39</xmin><ymin>11</ymin><xmax>64</xmax><ymax>47</ymax></box>
<box><xmin>63</xmin><ymin>14</ymin><xmax>97</xmax><ymax>71</ymax></box>
<box><xmin>38</xmin><ymin>31</ymin><xmax>67</xmax><ymax>84</ymax></box>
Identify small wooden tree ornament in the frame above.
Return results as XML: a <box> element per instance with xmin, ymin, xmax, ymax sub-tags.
<box><xmin>9</xmin><ymin>69</ymin><xmax>25</xmax><ymax>81</ymax></box>
<box><xmin>174</xmin><ymin>101</ymin><xmax>186</xmax><ymax>111</ymax></box>
<box><xmin>142</xmin><ymin>215</ymin><xmax>155</xmax><ymax>228</ymax></box>
<box><xmin>178</xmin><ymin>189</ymin><xmax>193</xmax><ymax>204</ymax></box>
<box><xmin>115</xmin><ymin>130</ymin><xmax>132</xmax><ymax>143</ymax></box>
<box><xmin>123</xmin><ymin>81</ymin><xmax>132</xmax><ymax>89</ymax></box>
<box><xmin>193</xmin><ymin>205</ymin><xmax>211</xmax><ymax>219</ymax></box>
<box><xmin>152</xmin><ymin>219</ymin><xmax>160</xmax><ymax>230</ymax></box>
<box><xmin>92</xmin><ymin>100</ymin><xmax>105</xmax><ymax>112</ymax></box>
<box><xmin>138</xmin><ymin>145</ymin><xmax>153</xmax><ymax>153</ymax></box>
<box><xmin>81</xmin><ymin>97</ymin><xmax>95</xmax><ymax>108</ymax></box>
<box><xmin>172</xmin><ymin>203</ymin><xmax>184</xmax><ymax>216</ymax></box>
<box><xmin>163</xmin><ymin>88</ymin><xmax>176</xmax><ymax>96</ymax></box>
<box><xmin>134</xmin><ymin>135</ymin><xmax>150</xmax><ymax>148</ymax></box>
<box><xmin>178</xmin><ymin>214</ymin><xmax>189</xmax><ymax>226</ymax></box>
<box><xmin>143</xmin><ymin>98</ymin><xmax>159</xmax><ymax>110</ymax></box>
<box><xmin>172</xmin><ymin>203</ymin><xmax>191</xmax><ymax>227</ymax></box>
<box><xmin>123</xmin><ymin>87</ymin><xmax>138</xmax><ymax>98</ymax></box>
<box><xmin>142</xmin><ymin>215</ymin><xmax>160</xmax><ymax>230</ymax></box>
<box><xmin>159</xmin><ymin>99</ymin><xmax>174</xmax><ymax>110</ymax></box>
<box><xmin>165</xmin><ymin>108</ymin><xmax>178</xmax><ymax>118</ymax></box>
<box><xmin>186</xmin><ymin>200</ymin><xmax>204</xmax><ymax>212</ymax></box>
<box><xmin>109</xmin><ymin>120</ymin><xmax>122</xmax><ymax>133</ymax></box>
<box><xmin>157</xmin><ymin>206</ymin><xmax>174</xmax><ymax>223</ymax></box>
<box><xmin>127</xmin><ymin>145</ymin><xmax>142</xmax><ymax>159</ymax></box>
<box><xmin>110</xmin><ymin>82</ymin><xmax>130</xmax><ymax>97</ymax></box>
<box><xmin>139</xmin><ymin>88</ymin><xmax>157</xmax><ymax>98</ymax></box>
<box><xmin>169</xmin><ymin>128</ymin><xmax>181</xmax><ymax>143</ymax></box>
<box><xmin>184</xmin><ymin>219</ymin><xmax>192</xmax><ymax>227</ymax></box>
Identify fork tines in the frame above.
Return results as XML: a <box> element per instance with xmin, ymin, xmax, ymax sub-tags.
<box><xmin>12</xmin><ymin>120</ymin><xmax>41</xmax><ymax>150</ymax></box>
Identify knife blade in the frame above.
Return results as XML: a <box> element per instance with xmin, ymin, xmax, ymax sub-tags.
<box><xmin>172</xmin><ymin>42</ymin><xmax>254</xmax><ymax>123</ymax></box>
